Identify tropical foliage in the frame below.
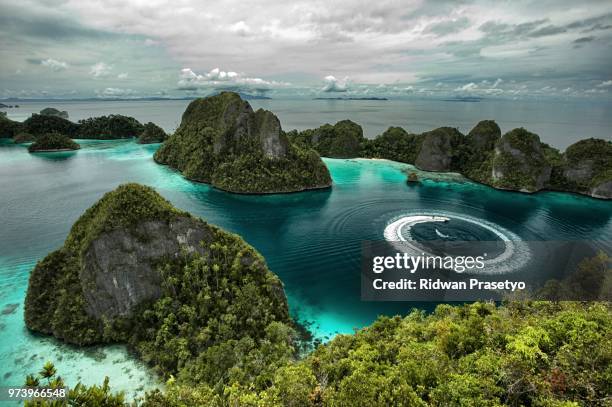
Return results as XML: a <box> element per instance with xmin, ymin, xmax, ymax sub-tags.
<box><xmin>27</xmin><ymin>299</ymin><xmax>612</xmax><ymax>406</ymax></box>
<box><xmin>28</xmin><ymin>133</ymin><xmax>80</xmax><ymax>152</ymax></box>
<box><xmin>289</xmin><ymin>119</ymin><xmax>365</xmax><ymax>158</ymax></box>
<box><xmin>78</xmin><ymin>115</ymin><xmax>144</xmax><ymax>139</ymax></box>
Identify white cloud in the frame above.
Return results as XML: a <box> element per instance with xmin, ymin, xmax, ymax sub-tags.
<box><xmin>177</xmin><ymin>68</ymin><xmax>287</xmax><ymax>91</ymax></box>
<box><xmin>229</xmin><ymin>21</ymin><xmax>251</xmax><ymax>36</ymax></box>
<box><xmin>90</xmin><ymin>62</ymin><xmax>112</xmax><ymax>78</ymax></box>
<box><xmin>454</xmin><ymin>82</ymin><xmax>478</xmax><ymax>92</ymax></box>
<box><xmin>322</xmin><ymin>75</ymin><xmax>348</xmax><ymax>92</ymax></box>
<box><xmin>492</xmin><ymin>78</ymin><xmax>503</xmax><ymax>88</ymax></box>
<box><xmin>596</xmin><ymin>80</ymin><xmax>612</xmax><ymax>88</ymax></box>
<box><xmin>97</xmin><ymin>87</ymin><xmax>134</xmax><ymax>97</ymax></box>
<box><xmin>41</xmin><ymin>58</ymin><xmax>68</xmax><ymax>71</ymax></box>
<box><xmin>117</xmin><ymin>72</ymin><xmax>129</xmax><ymax>79</ymax></box>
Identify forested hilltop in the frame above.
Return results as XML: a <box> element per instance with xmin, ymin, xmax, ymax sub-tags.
<box><xmin>154</xmin><ymin>92</ymin><xmax>332</xmax><ymax>194</ymax></box>
<box><xmin>0</xmin><ymin>111</ymin><xmax>145</xmax><ymax>139</ymax></box>
<box><xmin>25</xmin><ymin>300</ymin><xmax>612</xmax><ymax>406</ymax></box>
<box><xmin>22</xmin><ymin>182</ymin><xmax>612</xmax><ymax>406</ymax></box>
<box><xmin>289</xmin><ymin>120</ymin><xmax>612</xmax><ymax>199</ymax></box>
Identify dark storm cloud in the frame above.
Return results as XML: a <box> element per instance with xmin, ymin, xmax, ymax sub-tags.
<box><xmin>0</xmin><ymin>3</ymin><xmax>115</xmax><ymax>41</ymax></box>
<box><xmin>573</xmin><ymin>36</ymin><xmax>596</xmax><ymax>43</ymax></box>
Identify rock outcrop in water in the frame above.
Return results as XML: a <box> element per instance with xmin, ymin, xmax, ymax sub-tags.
<box><xmin>154</xmin><ymin>92</ymin><xmax>331</xmax><ymax>193</ymax></box>
<box><xmin>137</xmin><ymin>122</ymin><xmax>168</xmax><ymax>144</ymax></box>
<box><xmin>289</xmin><ymin>120</ymin><xmax>365</xmax><ymax>158</ymax></box>
<box><xmin>490</xmin><ymin>128</ymin><xmax>552</xmax><ymax>192</ymax></box>
<box><xmin>550</xmin><ymin>138</ymin><xmax>612</xmax><ymax>199</ymax></box>
<box><xmin>414</xmin><ymin>127</ymin><xmax>463</xmax><ymax>172</ymax></box>
<box><xmin>77</xmin><ymin>115</ymin><xmax>144</xmax><ymax>139</ymax></box>
<box><xmin>28</xmin><ymin>133</ymin><xmax>80</xmax><ymax>152</ymax></box>
<box><xmin>40</xmin><ymin>107</ymin><xmax>69</xmax><ymax>120</ymax></box>
<box><xmin>25</xmin><ymin>183</ymin><xmax>292</xmax><ymax>382</ymax></box>
<box><xmin>293</xmin><ymin>117</ymin><xmax>610</xmax><ymax>199</ymax></box>
<box><xmin>0</xmin><ymin>113</ymin><xmax>147</xmax><ymax>139</ymax></box>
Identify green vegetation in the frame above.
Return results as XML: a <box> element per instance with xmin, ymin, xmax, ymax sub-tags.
<box><xmin>24</xmin><ymin>186</ymin><xmax>612</xmax><ymax>405</ymax></box>
<box><xmin>27</xmin><ymin>299</ymin><xmax>612</xmax><ymax>406</ymax></box>
<box><xmin>28</xmin><ymin>133</ymin><xmax>80</xmax><ymax>152</ymax></box>
<box><xmin>292</xmin><ymin>117</ymin><xmax>609</xmax><ymax>198</ymax></box>
<box><xmin>550</xmin><ymin>138</ymin><xmax>612</xmax><ymax>194</ymax></box>
<box><xmin>289</xmin><ymin>120</ymin><xmax>365</xmax><ymax>158</ymax></box>
<box><xmin>1</xmin><ymin>113</ymin><xmax>148</xmax><ymax>140</ymax></box>
<box><xmin>154</xmin><ymin>92</ymin><xmax>331</xmax><ymax>193</ymax></box>
<box><xmin>138</xmin><ymin>122</ymin><xmax>168</xmax><ymax>144</ymax></box>
<box><xmin>13</xmin><ymin>132</ymin><xmax>36</xmax><ymax>143</ymax></box>
<box><xmin>23</xmin><ymin>114</ymin><xmax>79</xmax><ymax>137</ymax></box>
<box><xmin>78</xmin><ymin>115</ymin><xmax>144</xmax><ymax>139</ymax></box>
<box><xmin>24</xmin><ymin>361</ymin><xmax>125</xmax><ymax>407</ymax></box>
<box><xmin>362</xmin><ymin>126</ymin><xmax>423</xmax><ymax>163</ymax></box>
<box><xmin>0</xmin><ymin>114</ymin><xmax>23</xmax><ymax>138</ymax></box>
<box><xmin>489</xmin><ymin>128</ymin><xmax>551</xmax><ymax>192</ymax></box>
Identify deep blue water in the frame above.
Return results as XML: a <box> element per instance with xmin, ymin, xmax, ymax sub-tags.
<box><xmin>0</xmin><ymin>138</ymin><xmax>610</xmax><ymax>399</ymax></box>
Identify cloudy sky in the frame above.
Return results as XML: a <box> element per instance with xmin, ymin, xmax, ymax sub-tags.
<box><xmin>1</xmin><ymin>0</ymin><xmax>611</xmax><ymax>99</ymax></box>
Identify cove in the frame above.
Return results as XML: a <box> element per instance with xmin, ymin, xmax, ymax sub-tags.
<box><xmin>0</xmin><ymin>139</ymin><xmax>611</xmax><ymax>398</ymax></box>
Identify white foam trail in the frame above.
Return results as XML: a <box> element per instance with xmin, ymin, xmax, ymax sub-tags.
<box><xmin>383</xmin><ymin>211</ymin><xmax>530</xmax><ymax>275</ymax></box>
<box><xmin>435</xmin><ymin>228</ymin><xmax>450</xmax><ymax>239</ymax></box>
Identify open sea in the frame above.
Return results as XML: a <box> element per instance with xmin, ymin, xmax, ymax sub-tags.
<box><xmin>0</xmin><ymin>98</ymin><xmax>611</xmax><ymax>400</ymax></box>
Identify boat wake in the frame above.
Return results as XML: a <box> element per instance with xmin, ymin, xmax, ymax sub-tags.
<box><xmin>383</xmin><ymin>211</ymin><xmax>530</xmax><ymax>275</ymax></box>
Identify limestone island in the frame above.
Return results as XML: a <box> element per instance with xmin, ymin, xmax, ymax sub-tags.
<box><xmin>289</xmin><ymin>119</ymin><xmax>612</xmax><ymax>199</ymax></box>
<box><xmin>138</xmin><ymin>122</ymin><xmax>168</xmax><ymax>144</ymax></box>
<box><xmin>0</xmin><ymin>112</ymin><xmax>147</xmax><ymax>139</ymax></box>
<box><xmin>25</xmin><ymin>183</ymin><xmax>292</xmax><ymax>382</ymax></box>
<box><xmin>39</xmin><ymin>107</ymin><xmax>69</xmax><ymax>119</ymax></box>
<box><xmin>154</xmin><ymin>92</ymin><xmax>332</xmax><ymax>194</ymax></box>
<box><xmin>28</xmin><ymin>133</ymin><xmax>80</xmax><ymax>152</ymax></box>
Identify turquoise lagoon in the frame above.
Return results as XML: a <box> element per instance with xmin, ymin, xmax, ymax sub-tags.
<box><xmin>0</xmin><ymin>139</ymin><xmax>611</xmax><ymax>399</ymax></box>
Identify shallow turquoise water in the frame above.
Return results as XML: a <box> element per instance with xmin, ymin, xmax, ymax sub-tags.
<box><xmin>0</xmin><ymin>139</ymin><xmax>611</xmax><ymax>398</ymax></box>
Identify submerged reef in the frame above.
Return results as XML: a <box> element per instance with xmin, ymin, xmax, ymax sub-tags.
<box><xmin>154</xmin><ymin>92</ymin><xmax>331</xmax><ymax>194</ymax></box>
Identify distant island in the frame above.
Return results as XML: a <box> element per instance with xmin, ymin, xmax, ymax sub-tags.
<box><xmin>314</xmin><ymin>97</ymin><xmax>388</xmax><ymax>100</ymax></box>
<box><xmin>441</xmin><ymin>96</ymin><xmax>483</xmax><ymax>102</ymax></box>
<box><xmin>39</xmin><ymin>107</ymin><xmax>69</xmax><ymax>119</ymax></box>
<box><xmin>154</xmin><ymin>92</ymin><xmax>332</xmax><ymax>194</ymax></box>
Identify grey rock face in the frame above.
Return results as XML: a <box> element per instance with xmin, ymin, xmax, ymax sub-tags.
<box><xmin>252</xmin><ymin>109</ymin><xmax>288</xmax><ymax>159</ymax></box>
<box><xmin>415</xmin><ymin>128</ymin><xmax>458</xmax><ymax>172</ymax></box>
<box><xmin>591</xmin><ymin>181</ymin><xmax>612</xmax><ymax>199</ymax></box>
<box><xmin>563</xmin><ymin>160</ymin><xmax>594</xmax><ymax>183</ymax></box>
<box><xmin>80</xmin><ymin>216</ymin><xmax>212</xmax><ymax>320</ymax></box>
<box><xmin>491</xmin><ymin>130</ymin><xmax>551</xmax><ymax>192</ymax></box>
<box><xmin>468</xmin><ymin>120</ymin><xmax>501</xmax><ymax>151</ymax></box>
